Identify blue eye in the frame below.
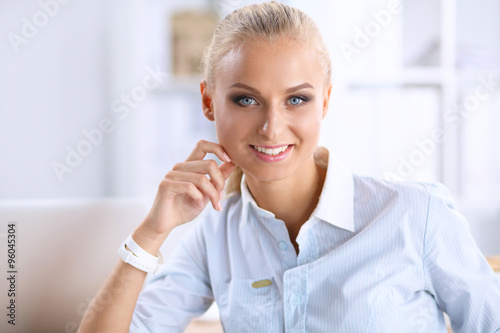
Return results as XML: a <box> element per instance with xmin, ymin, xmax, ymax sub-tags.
<box><xmin>238</xmin><ymin>97</ymin><xmax>257</xmax><ymax>106</ymax></box>
<box><xmin>287</xmin><ymin>96</ymin><xmax>309</xmax><ymax>106</ymax></box>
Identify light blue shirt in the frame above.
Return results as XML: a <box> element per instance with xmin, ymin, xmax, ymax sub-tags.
<box><xmin>130</xmin><ymin>149</ymin><xmax>500</xmax><ymax>332</ymax></box>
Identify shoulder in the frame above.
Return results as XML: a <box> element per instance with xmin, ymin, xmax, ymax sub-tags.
<box><xmin>351</xmin><ymin>174</ymin><xmax>459</xmax><ymax>234</ymax></box>
<box><xmin>353</xmin><ymin>172</ymin><xmax>439</xmax><ymax>193</ymax></box>
<box><xmin>187</xmin><ymin>192</ymin><xmax>244</xmax><ymax>240</ymax></box>
<box><xmin>352</xmin><ymin>173</ymin><xmax>446</xmax><ymax>209</ymax></box>
<box><xmin>171</xmin><ymin>192</ymin><xmax>243</xmax><ymax>265</ymax></box>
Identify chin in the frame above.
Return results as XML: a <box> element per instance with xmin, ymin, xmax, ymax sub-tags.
<box><xmin>239</xmin><ymin>164</ymin><xmax>295</xmax><ymax>183</ymax></box>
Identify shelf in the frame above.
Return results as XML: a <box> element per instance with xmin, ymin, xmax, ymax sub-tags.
<box><xmin>343</xmin><ymin>68</ymin><xmax>446</xmax><ymax>87</ymax></box>
<box><xmin>457</xmin><ymin>69</ymin><xmax>500</xmax><ymax>79</ymax></box>
<box><xmin>343</xmin><ymin>68</ymin><xmax>500</xmax><ymax>88</ymax></box>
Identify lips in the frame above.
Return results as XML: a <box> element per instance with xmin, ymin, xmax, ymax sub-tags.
<box><xmin>250</xmin><ymin>144</ymin><xmax>289</xmax><ymax>156</ymax></box>
<box><xmin>250</xmin><ymin>144</ymin><xmax>293</xmax><ymax>162</ymax></box>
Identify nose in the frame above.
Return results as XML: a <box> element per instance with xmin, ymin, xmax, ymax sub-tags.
<box><xmin>258</xmin><ymin>106</ymin><xmax>284</xmax><ymax>140</ymax></box>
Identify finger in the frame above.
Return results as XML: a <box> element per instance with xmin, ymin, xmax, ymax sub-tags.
<box><xmin>173</xmin><ymin>159</ymin><xmax>227</xmax><ymax>192</ymax></box>
<box><xmin>186</xmin><ymin>140</ymin><xmax>231</xmax><ymax>163</ymax></box>
<box><xmin>166</xmin><ymin>180</ymin><xmax>205</xmax><ymax>208</ymax></box>
<box><xmin>166</xmin><ymin>171</ymin><xmax>221</xmax><ymax>211</ymax></box>
<box><xmin>220</xmin><ymin>161</ymin><xmax>236</xmax><ymax>180</ymax></box>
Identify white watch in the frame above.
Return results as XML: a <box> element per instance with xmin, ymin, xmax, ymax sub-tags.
<box><xmin>117</xmin><ymin>234</ymin><xmax>163</xmax><ymax>274</ymax></box>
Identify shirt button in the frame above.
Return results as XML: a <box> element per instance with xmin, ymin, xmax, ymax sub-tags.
<box><xmin>278</xmin><ymin>241</ymin><xmax>288</xmax><ymax>250</ymax></box>
<box><xmin>290</xmin><ymin>294</ymin><xmax>302</xmax><ymax>306</ymax></box>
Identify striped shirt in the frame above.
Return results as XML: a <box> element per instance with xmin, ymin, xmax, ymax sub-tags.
<box><xmin>130</xmin><ymin>148</ymin><xmax>500</xmax><ymax>332</ymax></box>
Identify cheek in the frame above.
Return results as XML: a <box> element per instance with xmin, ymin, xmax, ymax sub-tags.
<box><xmin>214</xmin><ymin>111</ymin><xmax>246</xmax><ymax>148</ymax></box>
<box><xmin>213</xmin><ymin>101</ymin><xmax>232</xmax><ymax>143</ymax></box>
<box><xmin>214</xmin><ymin>118</ymin><xmax>231</xmax><ymax>145</ymax></box>
<box><xmin>293</xmin><ymin>109</ymin><xmax>323</xmax><ymax>142</ymax></box>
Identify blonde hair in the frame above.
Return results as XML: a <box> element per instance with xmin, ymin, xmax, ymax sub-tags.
<box><xmin>201</xmin><ymin>1</ymin><xmax>332</xmax><ymax>194</ymax></box>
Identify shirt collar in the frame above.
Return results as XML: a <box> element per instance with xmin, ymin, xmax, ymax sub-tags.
<box><xmin>239</xmin><ymin>147</ymin><xmax>355</xmax><ymax>232</ymax></box>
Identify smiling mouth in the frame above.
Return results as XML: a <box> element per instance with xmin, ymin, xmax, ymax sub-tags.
<box><xmin>250</xmin><ymin>145</ymin><xmax>290</xmax><ymax>156</ymax></box>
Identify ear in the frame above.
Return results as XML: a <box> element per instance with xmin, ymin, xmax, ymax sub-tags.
<box><xmin>200</xmin><ymin>80</ymin><xmax>215</xmax><ymax>121</ymax></box>
<box><xmin>322</xmin><ymin>83</ymin><xmax>332</xmax><ymax>119</ymax></box>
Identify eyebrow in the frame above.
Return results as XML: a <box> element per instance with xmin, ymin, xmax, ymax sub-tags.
<box><xmin>228</xmin><ymin>82</ymin><xmax>314</xmax><ymax>95</ymax></box>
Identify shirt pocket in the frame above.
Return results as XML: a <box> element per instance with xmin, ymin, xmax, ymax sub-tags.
<box><xmin>217</xmin><ymin>276</ymin><xmax>277</xmax><ymax>333</ymax></box>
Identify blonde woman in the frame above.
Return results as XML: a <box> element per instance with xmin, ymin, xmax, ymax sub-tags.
<box><xmin>78</xmin><ymin>2</ymin><xmax>500</xmax><ymax>332</ymax></box>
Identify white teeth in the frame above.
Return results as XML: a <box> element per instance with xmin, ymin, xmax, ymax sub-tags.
<box><xmin>254</xmin><ymin>145</ymin><xmax>289</xmax><ymax>156</ymax></box>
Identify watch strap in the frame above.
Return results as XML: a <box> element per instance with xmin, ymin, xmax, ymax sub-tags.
<box><xmin>118</xmin><ymin>244</ymin><xmax>159</xmax><ymax>273</ymax></box>
<box><xmin>117</xmin><ymin>233</ymin><xmax>164</xmax><ymax>274</ymax></box>
<box><xmin>125</xmin><ymin>234</ymin><xmax>161</xmax><ymax>263</ymax></box>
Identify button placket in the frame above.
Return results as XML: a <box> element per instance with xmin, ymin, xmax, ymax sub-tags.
<box><xmin>283</xmin><ymin>265</ymin><xmax>308</xmax><ymax>332</ymax></box>
<box><xmin>269</xmin><ymin>218</ymin><xmax>297</xmax><ymax>269</ymax></box>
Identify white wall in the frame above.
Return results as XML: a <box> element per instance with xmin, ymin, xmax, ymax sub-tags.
<box><xmin>0</xmin><ymin>0</ymin><xmax>110</xmax><ymax>198</ymax></box>
<box><xmin>0</xmin><ymin>0</ymin><xmax>210</xmax><ymax>199</ymax></box>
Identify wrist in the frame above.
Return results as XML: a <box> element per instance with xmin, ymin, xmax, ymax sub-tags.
<box><xmin>132</xmin><ymin>222</ymin><xmax>172</xmax><ymax>256</ymax></box>
<box><xmin>118</xmin><ymin>234</ymin><xmax>163</xmax><ymax>274</ymax></box>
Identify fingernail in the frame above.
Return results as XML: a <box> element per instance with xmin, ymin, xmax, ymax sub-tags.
<box><xmin>218</xmin><ymin>202</ymin><xmax>223</xmax><ymax>211</ymax></box>
<box><xmin>223</xmin><ymin>152</ymin><xmax>231</xmax><ymax>162</ymax></box>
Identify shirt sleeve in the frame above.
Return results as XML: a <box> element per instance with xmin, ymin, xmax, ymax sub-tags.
<box><xmin>423</xmin><ymin>183</ymin><xmax>500</xmax><ymax>332</ymax></box>
<box><xmin>130</xmin><ymin>220</ymin><xmax>214</xmax><ymax>333</ymax></box>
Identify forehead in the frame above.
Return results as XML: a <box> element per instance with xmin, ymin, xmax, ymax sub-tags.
<box><xmin>216</xmin><ymin>39</ymin><xmax>324</xmax><ymax>91</ymax></box>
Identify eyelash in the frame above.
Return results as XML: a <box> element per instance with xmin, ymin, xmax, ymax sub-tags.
<box><xmin>232</xmin><ymin>95</ymin><xmax>311</xmax><ymax>107</ymax></box>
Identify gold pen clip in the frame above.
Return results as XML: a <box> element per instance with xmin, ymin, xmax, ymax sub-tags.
<box><xmin>252</xmin><ymin>279</ymin><xmax>272</xmax><ymax>288</ymax></box>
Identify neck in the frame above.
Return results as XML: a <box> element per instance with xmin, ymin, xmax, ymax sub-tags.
<box><xmin>244</xmin><ymin>156</ymin><xmax>326</xmax><ymax>231</ymax></box>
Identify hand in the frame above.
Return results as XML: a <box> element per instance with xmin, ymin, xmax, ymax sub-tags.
<box><xmin>138</xmin><ymin>140</ymin><xmax>236</xmax><ymax>242</ymax></box>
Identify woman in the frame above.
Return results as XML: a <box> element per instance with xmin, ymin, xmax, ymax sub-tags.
<box><xmin>78</xmin><ymin>2</ymin><xmax>500</xmax><ymax>332</ymax></box>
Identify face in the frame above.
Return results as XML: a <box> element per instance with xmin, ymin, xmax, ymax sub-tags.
<box><xmin>202</xmin><ymin>38</ymin><xmax>331</xmax><ymax>183</ymax></box>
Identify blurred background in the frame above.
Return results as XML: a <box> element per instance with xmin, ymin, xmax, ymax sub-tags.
<box><xmin>2</xmin><ymin>0</ymin><xmax>499</xmax><ymax>246</ymax></box>
<box><xmin>2</xmin><ymin>0</ymin><xmax>500</xmax><ymax>205</ymax></box>
<box><xmin>0</xmin><ymin>0</ymin><xmax>499</xmax><ymax>331</ymax></box>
